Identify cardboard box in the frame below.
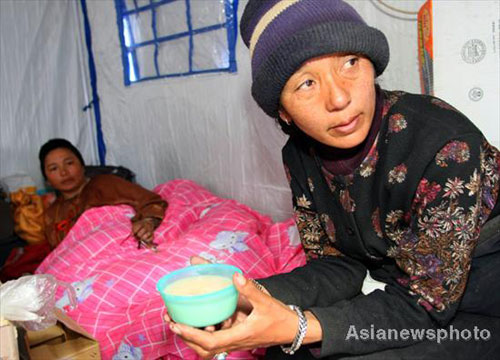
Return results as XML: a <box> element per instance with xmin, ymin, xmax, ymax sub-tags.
<box><xmin>26</xmin><ymin>322</ymin><xmax>66</xmax><ymax>347</ymax></box>
<box><xmin>0</xmin><ymin>322</ymin><xmax>19</xmax><ymax>360</ymax></box>
<box><xmin>26</xmin><ymin>308</ymin><xmax>100</xmax><ymax>360</ymax></box>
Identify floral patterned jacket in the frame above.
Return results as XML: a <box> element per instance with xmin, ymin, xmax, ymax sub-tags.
<box><xmin>259</xmin><ymin>91</ymin><xmax>500</xmax><ymax>356</ymax></box>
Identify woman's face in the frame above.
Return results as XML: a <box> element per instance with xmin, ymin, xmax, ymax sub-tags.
<box><xmin>44</xmin><ymin>148</ymin><xmax>86</xmax><ymax>197</ymax></box>
<box><xmin>279</xmin><ymin>54</ymin><xmax>376</xmax><ymax>149</ymax></box>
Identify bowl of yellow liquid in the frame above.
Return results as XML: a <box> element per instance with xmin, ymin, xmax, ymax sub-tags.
<box><xmin>157</xmin><ymin>263</ymin><xmax>242</xmax><ymax>327</ymax></box>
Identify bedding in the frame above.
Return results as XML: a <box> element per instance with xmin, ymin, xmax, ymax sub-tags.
<box><xmin>36</xmin><ymin>179</ymin><xmax>306</xmax><ymax>359</ymax></box>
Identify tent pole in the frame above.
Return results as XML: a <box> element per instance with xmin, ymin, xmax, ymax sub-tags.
<box><xmin>80</xmin><ymin>0</ymin><xmax>106</xmax><ymax>165</ymax></box>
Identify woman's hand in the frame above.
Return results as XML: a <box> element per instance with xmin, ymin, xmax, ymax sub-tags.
<box><xmin>164</xmin><ymin>272</ymin><xmax>302</xmax><ymax>359</ymax></box>
<box><xmin>132</xmin><ymin>217</ymin><xmax>158</xmax><ymax>249</ymax></box>
<box><xmin>186</xmin><ymin>256</ymin><xmax>254</xmax><ymax>331</ymax></box>
<box><xmin>190</xmin><ymin>255</ymin><xmax>211</xmax><ymax>265</ymax></box>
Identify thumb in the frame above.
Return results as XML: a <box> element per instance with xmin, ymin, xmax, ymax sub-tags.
<box><xmin>233</xmin><ymin>272</ymin><xmax>266</xmax><ymax>308</ymax></box>
<box><xmin>190</xmin><ymin>255</ymin><xmax>211</xmax><ymax>265</ymax></box>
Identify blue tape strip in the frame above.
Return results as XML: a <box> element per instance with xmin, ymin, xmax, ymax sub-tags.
<box><xmin>151</xmin><ymin>0</ymin><xmax>160</xmax><ymax>76</ymax></box>
<box><xmin>128</xmin><ymin>23</ymin><xmax>226</xmax><ymax>50</ymax></box>
<box><xmin>116</xmin><ymin>0</ymin><xmax>239</xmax><ymax>83</ymax></box>
<box><xmin>123</xmin><ymin>0</ymin><xmax>176</xmax><ymax>16</ymax></box>
<box><xmin>135</xmin><ymin>67</ymin><xmax>234</xmax><ymax>82</ymax></box>
<box><xmin>224</xmin><ymin>0</ymin><xmax>238</xmax><ymax>73</ymax></box>
<box><xmin>80</xmin><ymin>0</ymin><xmax>106</xmax><ymax>165</ymax></box>
<box><xmin>185</xmin><ymin>0</ymin><xmax>193</xmax><ymax>72</ymax></box>
<box><xmin>114</xmin><ymin>0</ymin><xmax>131</xmax><ymax>85</ymax></box>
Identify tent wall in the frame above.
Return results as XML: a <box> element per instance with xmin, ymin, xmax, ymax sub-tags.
<box><xmin>433</xmin><ymin>1</ymin><xmax>500</xmax><ymax>149</ymax></box>
<box><xmin>1</xmin><ymin>1</ymin><xmax>495</xmax><ymax>220</ymax></box>
<box><xmin>86</xmin><ymin>0</ymin><xmax>425</xmax><ymax>220</ymax></box>
<box><xmin>0</xmin><ymin>0</ymin><xmax>98</xmax><ymax>188</ymax></box>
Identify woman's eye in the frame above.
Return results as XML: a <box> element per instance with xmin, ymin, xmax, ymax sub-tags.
<box><xmin>298</xmin><ymin>79</ymin><xmax>314</xmax><ymax>90</ymax></box>
<box><xmin>345</xmin><ymin>57</ymin><xmax>359</xmax><ymax>68</ymax></box>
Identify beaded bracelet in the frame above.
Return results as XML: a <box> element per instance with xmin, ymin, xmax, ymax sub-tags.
<box><xmin>280</xmin><ymin>305</ymin><xmax>308</xmax><ymax>355</ymax></box>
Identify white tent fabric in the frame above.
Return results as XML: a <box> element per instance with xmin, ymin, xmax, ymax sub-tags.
<box><xmin>85</xmin><ymin>0</ymin><xmax>426</xmax><ymax>221</ymax></box>
<box><xmin>433</xmin><ymin>1</ymin><xmax>500</xmax><ymax>149</ymax></box>
<box><xmin>0</xmin><ymin>0</ymin><xmax>98</xmax><ymax>189</ymax></box>
<box><xmin>2</xmin><ymin>0</ymin><xmax>496</xmax><ymax>220</ymax></box>
<box><xmin>0</xmin><ymin>0</ymin><xmax>435</xmax><ymax>220</ymax></box>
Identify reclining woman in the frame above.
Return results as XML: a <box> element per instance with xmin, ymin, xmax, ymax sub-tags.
<box><xmin>166</xmin><ymin>0</ymin><xmax>500</xmax><ymax>359</ymax></box>
<box><xmin>40</xmin><ymin>138</ymin><xmax>167</xmax><ymax>250</ymax></box>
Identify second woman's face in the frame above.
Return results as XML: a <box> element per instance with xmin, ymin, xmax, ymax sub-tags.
<box><xmin>44</xmin><ymin>148</ymin><xmax>86</xmax><ymax>197</ymax></box>
<box><xmin>279</xmin><ymin>54</ymin><xmax>376</xmax><ymax>149</ymax></box>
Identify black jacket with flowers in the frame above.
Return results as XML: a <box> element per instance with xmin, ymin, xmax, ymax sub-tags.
<box><xmin>259</xmin><ymin>91</ymin><xmax>500</xmax><ymax>356</ymax></box>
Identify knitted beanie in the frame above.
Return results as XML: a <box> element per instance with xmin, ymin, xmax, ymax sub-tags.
<box><xmin>39</xmin><ymin>138</ymin><xmax>85</xmax><ymax>179</ymax></box>
<box><xmin>240</xmin><ymin>0</ymin><xmax>390</xmax><ymax>118</ymax></box>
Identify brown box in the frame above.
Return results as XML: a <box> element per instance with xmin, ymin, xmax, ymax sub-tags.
<box><xmin>0</xmin><ymin>322</ymin><xmax>19</xmax><ymax>360</ymax></box>
<box><xmin>26</xmin><ymin>322</ymin><xmax>66</xmax><ymax>347</ymax></box>
<box><xmin>26</xmin><ymin>308</ymin><xmax>100</xmax><ymax>360</ymax></box>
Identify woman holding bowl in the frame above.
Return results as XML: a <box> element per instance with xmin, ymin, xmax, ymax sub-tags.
<box><xmin>166</xmin><ymin>1</ymin><xmax>500</xmax><ymax>358</ymax></box>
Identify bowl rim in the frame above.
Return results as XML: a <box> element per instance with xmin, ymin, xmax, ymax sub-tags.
<box><xmin>156</xmin><ymin>263</ymin><xmax>242</xmax><ymax>302</ymax></box>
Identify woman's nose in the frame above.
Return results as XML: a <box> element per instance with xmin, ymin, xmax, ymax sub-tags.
<box><xmin>60</xmin><ymin>166</ymin><xmax>68</xmax><ymax>176</ymax></box>
<box><xmin>324</xmin><ymin>77</ymin><xmax>350</xmax><ymax>112</ymax></box>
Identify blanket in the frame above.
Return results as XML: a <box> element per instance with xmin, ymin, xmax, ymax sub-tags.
<box><xmin>36</xmin><ymin>179</ymin><xmax>306</xmax><ymax>359</ymax></box>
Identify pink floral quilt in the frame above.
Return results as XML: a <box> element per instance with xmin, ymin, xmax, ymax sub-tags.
<box><xmin>36</xmin><ymin>179</ymin><xmax>305</xmax><ymax>360</ymax></box>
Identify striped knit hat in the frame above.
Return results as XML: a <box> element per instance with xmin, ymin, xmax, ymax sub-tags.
<box><xmin>240</xmin><ymin>0</ymin><xmax>390</xmax><ymax>118</ymax></box>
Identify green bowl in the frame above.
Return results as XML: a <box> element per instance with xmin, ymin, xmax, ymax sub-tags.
<box><xmin>156</xmin><ymin>263</ymin><xmax>242</xmax><ymax>327</ymax></box>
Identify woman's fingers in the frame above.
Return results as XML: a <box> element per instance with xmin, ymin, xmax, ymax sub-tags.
<box><xmin>170</xmin><ymin>322</ymin><xmax>245</xmax><ymax>356</ymax></box>
<box><xmin>135</xmin><ymin>227</ymin><xmax>146</xmax><ymax>238</ymax></box>
<box><xmin>163</xmin><ymin>270</ymin><xmax>284</xmax><ymax>357</ymax></box>
<box><xmin>173</xmin><ymin>334</ymin><xmax>216</xmax><ymax>359</ymax></box>
<box><xmin>165</xmin><ymin>286</ymin><xmax>294</xmax><ymax>356</ymax></box>
<box><xmin>132</xmin><ymin>219</ymin><xmax>156</xmax><ymax>244</ymax></box>
<box><xmin>142</xmin><ymin>230</ymin><xmax>153</xmax><ymax>242</ymax></box>
<box><xmin>170</xmin><ymin>324</ymin><xmax>220</xmax><ymax>350</ymax></box>
<box><xmin>190</xmin><ymin>255</ymin><xmax>211</xmax><ymax>265</ymax></box>
<box><xmin>165</xmin><ymin>315</ymin><xmax>225</xmax><ymax>357</ymax></box>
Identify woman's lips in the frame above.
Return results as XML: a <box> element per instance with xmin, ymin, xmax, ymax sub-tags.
<box><xmin>331</xmin><ymin>115</ymin><xmax>360</xmax><ymax>134</ymax></box>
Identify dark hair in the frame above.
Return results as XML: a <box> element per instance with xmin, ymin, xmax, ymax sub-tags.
<box><xmin>39</xmin><ymin>138</ymin><xmax>85</xmax><ymax>179</ymax></box>
<box><xmin>276</xmin><ymin>114</ymin><xmax>300</xmax><ymax>137</ymax></box>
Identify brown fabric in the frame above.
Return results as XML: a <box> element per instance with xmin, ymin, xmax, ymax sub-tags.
<box><xmin>44</xmin><ymin>174</ymin><xmax>167</xmax><ymax>248</ymax></box>
<box><xmin>11</xmin><ymin>187</ymin><xmax>46</xmax><ymax>244</ymax></box>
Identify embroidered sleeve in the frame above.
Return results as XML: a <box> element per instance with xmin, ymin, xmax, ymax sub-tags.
<box><xmin>386</xmin><ymin>136</ymin><xmax>499</xmax><ymax>321</ymax></box>
<box><xmin>286</xmin><ymin>163</ymin><xmax>343</xmax><ymax>260</ymax></box>
<box><xmin>259</xmin><ymin>159</ymin><xmax>367</xmax><ymax>309</ymax></box>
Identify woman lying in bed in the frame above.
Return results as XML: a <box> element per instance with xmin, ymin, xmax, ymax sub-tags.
<box><xmin>36</xmin><ymin>177</ymin><xmax>305</xmax><ymax>359</ymax></box>
<box><xmin>39</xmin><ymin>138</ymin><xmax>167</xmax><ymax>250</ymax></box>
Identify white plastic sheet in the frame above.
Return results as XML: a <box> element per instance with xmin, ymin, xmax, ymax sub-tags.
<box><xmin>0</xmin><ymin>274</ymin><xmax>60</xmax><ymax>331</ymax></box>
<box><xmin>1</xmin><ymin>0</ymin><xmax>427</xmax><ymax>220</ymax></box>
<box><xmin>433</xmin><ymin>1</ymin><xmax>500</xmax><ymax>149</ymax></box>
<box><xmin>0</xmin><ymin>0</ymin><xmax>98</xmax><ymax>189</ymax></box>
<box><xmin>85</xmin><ymin>0</ymin><xmax>426</xmax><ymax>221</ymax></box>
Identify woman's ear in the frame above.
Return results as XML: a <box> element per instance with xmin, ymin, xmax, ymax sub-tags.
<box><xmin>278</xmin><ymin>108</ymin><xmax>292</xmax><ymax>126</ymax></box>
